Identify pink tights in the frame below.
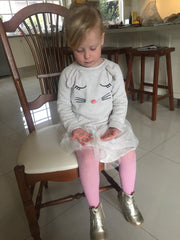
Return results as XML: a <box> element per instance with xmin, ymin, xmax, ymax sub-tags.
<box><xmin>75</xmin><ymin>148</ymin><xmax>136</xmax><ymax>208</ymax></box>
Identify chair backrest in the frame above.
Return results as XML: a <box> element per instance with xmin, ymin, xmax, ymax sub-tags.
<box><xmin>0</xmin><ymin>3</ymin><xmax>71</xmax><ymax>133</ymax></box>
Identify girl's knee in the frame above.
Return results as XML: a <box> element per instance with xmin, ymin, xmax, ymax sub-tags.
<box><xmin>75</xmin><ymin>148</ymin><xmax>98</xmax><ymax>166</ymax></box>
<box><xmin>119</xmin><ymin>150</ymin><xmax>136</xmax><ymax>163</ymax></box>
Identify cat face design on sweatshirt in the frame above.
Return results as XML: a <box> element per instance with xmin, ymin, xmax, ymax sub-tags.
<box><xmin>73</xmin><ymin>81</ymin><xmax>112</xmax><ymax>105</ymax></box>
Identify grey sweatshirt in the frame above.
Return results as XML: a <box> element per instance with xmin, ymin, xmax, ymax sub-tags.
<box><xmin>57</xmin><ymin>59</ymin><xmax>128</xmax><ymax>133</ymax></box>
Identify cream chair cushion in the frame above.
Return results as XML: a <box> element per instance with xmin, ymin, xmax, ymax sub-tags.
<box><xmin>17</xmin><ymin>124</ymin><xmax>78</xmax><ymax>174</ymax></box>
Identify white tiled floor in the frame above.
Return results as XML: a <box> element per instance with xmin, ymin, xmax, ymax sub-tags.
<box><xmin>0</xmin><ymin>69</ymin><xmax>180</xmax><ymax>240</ymax></box>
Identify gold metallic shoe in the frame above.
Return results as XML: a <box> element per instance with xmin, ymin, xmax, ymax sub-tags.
<box><xmin>118</xmin><ymin>191</ymin><xmax>144</xmax><ymax>227</ymax></box>
<box><xmin>89</xmin><ymin>202</ymin><xmax>109</xmax><ymax>240</ymax></box>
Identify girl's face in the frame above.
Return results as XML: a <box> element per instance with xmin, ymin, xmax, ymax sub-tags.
<box><xmin>72</xmin><ymin>27</ymin><xmax>104</xmax><ymax>68</ymax></box>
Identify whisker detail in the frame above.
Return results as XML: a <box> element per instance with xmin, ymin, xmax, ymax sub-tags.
<box><xmin>75</xmin><ymin>97</ymin><xmax>86</xmax><ymax>103</ymax></box>
<box><xmin>101</xmin><ymin>92</ymin><xmax>111</xmax><ymax>101</ymax></box>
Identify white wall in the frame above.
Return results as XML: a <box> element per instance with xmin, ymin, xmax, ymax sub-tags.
<box><xmin>9</xmin><ymin>37</ymin><xmax>34</xmax><ymax>68</ymax></box>
<box><xmin>125</xmin><ymin>0</ymin><xmax>180</xmax><ymax>19</ymax></box>
<box><xmin>156</xmin><ymin>0</ymin><xmax>180</xmax><ymax>19</ymax></box>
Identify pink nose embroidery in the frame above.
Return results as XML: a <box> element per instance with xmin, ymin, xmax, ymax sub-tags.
<box><xmin>91</xmin><ymin>99</ymin><xmax>97</xmax><ymax>104</ymax></box>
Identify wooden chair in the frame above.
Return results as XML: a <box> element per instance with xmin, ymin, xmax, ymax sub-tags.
<box><xmin>102</xmin><ymin>46</ymin><xmax>130</xmax><ymax>64</ymax></box>
<box><xmin>125</xmin><ymin>47</ymin><xmax>175</xmax><ymax>120</ymax></box>
<box><xmin>0</xmin><ymin>3</ymin><xmax>121</xmax><ymax>240</ymax></box>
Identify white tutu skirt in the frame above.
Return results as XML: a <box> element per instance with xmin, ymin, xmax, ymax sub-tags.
<box><xmin>58</xmin><ymin>120</ymin><xmax>139</xmax><ymax>165</ymax></box>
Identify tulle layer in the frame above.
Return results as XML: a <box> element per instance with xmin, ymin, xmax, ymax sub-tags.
<box><xmin>58</xmin><ymin>120</ymin><xmax>139</xmax><ymax>164</ymax></box>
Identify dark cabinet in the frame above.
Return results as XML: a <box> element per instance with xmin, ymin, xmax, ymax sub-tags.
<box><xmin>0</xmin><ymin>40</ymin><xmax>10</xmax><ymax>76</ymax></box>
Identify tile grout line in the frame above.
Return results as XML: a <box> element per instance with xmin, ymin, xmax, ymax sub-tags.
<box><xmin>141</xmin><ymin>226</ymin><xmax>160</xmax><ymax>240</ymax></box>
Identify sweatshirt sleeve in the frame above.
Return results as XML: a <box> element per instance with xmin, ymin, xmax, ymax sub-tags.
<box><xmin>106</xmin><ymin>63</ymin><xmax>128</xmax><ymax>131</ymax></box>
<box><xmin>57</xmin><ymin>68</ymin><xmax>80</xmax><ymax>133</ymax></box>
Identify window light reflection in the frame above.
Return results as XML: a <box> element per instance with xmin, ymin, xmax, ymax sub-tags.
<box><xmin>20</xmin><ymin>102</ymin><xmax>52</xmax><ymax>129</ymax></box>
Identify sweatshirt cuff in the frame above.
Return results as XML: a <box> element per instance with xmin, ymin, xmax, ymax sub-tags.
<box><xmin>67</xmin><ymin>123</ymin><xmax>81</xmax><ymax>134</ymax></box>
<box><xmin>109</xmin><ymin>121</ymin><xmax>125</xmax><ymax>132</ymax></box>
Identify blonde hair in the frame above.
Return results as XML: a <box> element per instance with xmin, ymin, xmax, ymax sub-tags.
<box><xmin>65</xmin><ymin>3</ymin><xmax>104</xmax><ymax>49</ymax></box>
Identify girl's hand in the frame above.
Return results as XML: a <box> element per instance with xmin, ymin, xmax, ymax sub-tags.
<box><xmin>101</xmin><ymin>127</ymin><xmax>120</xmax><ymax>141</ymax></box>
<box><xmin>71</xmin><ymin>128</ymin><xmax>93</xmax><ymax>146</ymax></box>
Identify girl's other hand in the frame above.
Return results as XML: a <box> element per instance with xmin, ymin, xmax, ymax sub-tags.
<box><xmin>71</xmin><ymin>128</ymin><xmax>93</xmax><ymax>146</ymax></box>
<box><xmin>100</xmin><ymin>127</ymin><xmax>119</xmax><ymax>141</ymax></box>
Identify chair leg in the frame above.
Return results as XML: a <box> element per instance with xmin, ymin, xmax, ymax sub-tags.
<box><xmin>130</xmin><ymin>77</ymin><xmax>136</xmax><ymax>101</ymax></box>
<box><xmin>107</xmin><ymin>54</ymin><xmax>112</xmax><ymax>61</ymax></box>
<box><xmin>125</xmin><ymin>53</ymin><xmax>136</xmax><ymax>101</ymax></box>
<box><xmin>166</xmin><ymin>53</ymin><xmax>174</xmax><ymax>111</ymax></box>
<box><xmin>14</xmin><ymin>166</ymin><xmax>41</xmax><ymax>240</ymax></box>
<box><xmin>152</xmin><ymin>55</ymin><xmax>160</xmax><ymax>121</ymax></box>
<box><xmin>126</xmin><ymin>54</ymin><xmax>134</xmax><ymax>96</ymax></box>
<box><xmin>140</xmin><ymin>56</ymin><xmax>145</xmax><ymax>103</ymax></box>
<box><xmin>114</xmin><ymin>52</ymin><xmax>119</xmax><ymax>64</ymax></box>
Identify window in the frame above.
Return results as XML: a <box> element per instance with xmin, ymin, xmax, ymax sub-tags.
<box><xmin>0</xmin><ymin>0</ymin><xmax>125</xmax><ymax>25</ymax></box>
<box><xmin>20</xmin><ymin>103</ymin><xmax>52</xmax><ymax>130</ymax></box>
<box><xmin>99</xmin><ymin>0</ymin><xmax>124</xmax><ymax>24</ymax></box>
<box><xmin>0</xmin><ymin>0</ymin><xmax>64</xmax><ymax>22</ymax></box>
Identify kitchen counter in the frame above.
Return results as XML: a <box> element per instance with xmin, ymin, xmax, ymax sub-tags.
<box><xmin>105</xmin><ymin>22</ymin><xmax>180</xmax><ymax>33</ymax></box>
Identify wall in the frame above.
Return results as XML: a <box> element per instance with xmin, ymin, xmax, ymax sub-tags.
<box><xmin>124</xmin><ymin>0</ymin><xmax>151</xmax><ymax>19</ymax></box>
<box><xmin>124</xmin><ymin>0</ymin><xmax>158</xmax><ymax>22</ymax></box>
<box><xmin>156</xmin><ymin>0</ymin><xmax>180</xmax><ymax>19</ymax></box>
<box><xmin>9</xmin><ymin>37</ymin><xmax>34</xmax><ymax>68</ymax></box>
<box><xmin>132</xmin><ymin>0</ymin><xmax>152</xmax><ymax>16</ymax></box>
<box><xmin>125</xmin><ymin>0</ymin><xmax>180</xmax><ymax>20</ymax></box>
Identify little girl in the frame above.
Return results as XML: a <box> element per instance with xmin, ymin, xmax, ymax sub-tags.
<box><xmin>57</xmin><ymin>3</ymin><xmax>144</xmax><ymax>240</ymax></box>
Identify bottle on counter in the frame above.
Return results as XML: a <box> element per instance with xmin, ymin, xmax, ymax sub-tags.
<box><xmin>129</xmin><ymin>12</ymin><xmax>132</xmax><ymax>24</ymax></box>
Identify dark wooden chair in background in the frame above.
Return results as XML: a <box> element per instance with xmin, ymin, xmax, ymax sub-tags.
<box><xmin>125</xmin><ymin>47</ymin><xmax>175</xmax><ymax>120</ymax></box>
<box><xmin>102</xmin><ymin>46</ymin><xmax>129</xmax><ymax>64</ymax></box>
<box><xmin>0</xmin><ymin>3</ymin><xmax>122</xmax><ymax>240</ymax></box>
